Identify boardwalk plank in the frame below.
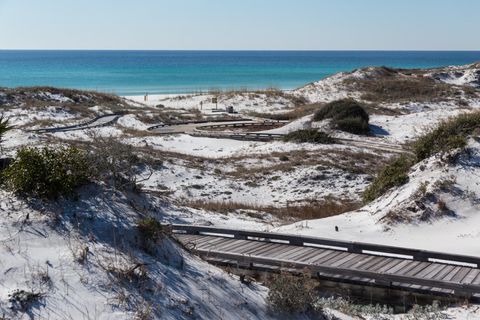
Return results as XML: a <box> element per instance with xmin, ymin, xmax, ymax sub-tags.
<box><xmin>259</xmin><ymin>244</ymin><xmax>294</xmax><ymax>258</ymax></box>
<box><xmin>414</xmin><ymin>264</ymin><xmax>445</xmax><ymax>280</ymax></box>
<box><xmin>342</xmin><ymin>255</ymin><xmax>376</xmax><ymax>270</ymax></box>
<box><xmin>383</xmin><ymin>259</ymin><xmax>412</xmax><ymax>275</ymax></box>
<box><xmin>272</xmin><ymin>247</ymin><xmax>304</xmax><ymax>260</ymax></box>
<box><xmin>461</xmin><ymin>269</ymin><xmax>480</xmax><ymax>285</ymax></box>
<box><xmin>192</xmin><ymin>236</ymin><xmax>228</xmax><ymax>248</ymax></box>
<box><xmin>210</xmin><ymin>239</ymin><xmax>255</xmax><ymax>252</ymax></box>
<box><xmin>278</xmin><ymin>247</ymin><xmax>313</xmax><ymax>261</ymax></box>
<box><xmin>297</xmin><ymin>249</ymin><xmax>332</xmax><ymax>263</ymax></box>
<box><xmin>230</xmin><ymin>241</ymin><xmax>267</xmax><ymax>255</ymax></box>
<box><xmin>367</xmin><ymin>258</ymin><xmax>396</xmax><ymax>273</ymax></box>
<box><xmin>471</xmin><ymin>272</ymin><xmax>480</xmax><ymax>285</ymax></box>
<box><xmin>313</xmin><ymin>251</ymin><xmax>347</xmax><ymax>265</ymax></box>
<box><xmin>451</xmin><ymin>267</ymin><xmax>472</xmax><ymax>283</ymax></box>
<box><xmin>320</xmin><ymin>252</ymin><xmax>352</xmax><ymax>266</ymax></box>
<box><xmin>307</xmin><ymin>251</ymin><xmax>342</xmax><ymax>265</ymax></box>
<box><xmin>199</xmin><ymin>238</ymin><xmax>240</xmax><ymax>251</ymax></box>
<box><xmin>431</xmin><ymin>265</ymin><xmax>456</xmax><ymax>280</ymax></box>
<box><xmin>329</xmin><ymin>253</ymin><xmax>363</xmax><ymax>268</ymax></box>
<box><xmin>377</xmin><ymin>259</ymin><xmax>403</xmax><ymax>273</ymax></box>
<box><xmin>248</xmin><ymin>243</ymin><xmax>285</xmax><ymax>256</ymax></box>
<box><xmin>233</xmin><ymin>241</ymin><xmax>270</xmax><ymax>255</ymax></box>
<box><xmin>441</xmin><ymin>266</ymin><xmax>462</xmax><ymax>282</ymax></box>
<box><xmin>402</xmin><ymin>262</ymin><xmax>432</xmax><ymax>277</ymax></box>
<box><xmin>394</xmin><ymin>261</ymin><xmax>423</xmax><ymax>276</ymax></box>
<box><xmin>356</xmin><ymin>256</ymin><xmax>388</xmax><ymax>271</ymax></box>
<box><xmin>285</xmin><ymin>247</ymin><xmax>323</xmax><ymax>262</ymax></box>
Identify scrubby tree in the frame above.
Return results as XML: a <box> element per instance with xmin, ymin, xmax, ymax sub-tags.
<box><xmin>267</xmin><ymin>273</ymin><xmax>318</xmax><ymax>314</ymax></box>
<box><xmin>0</xmin><ymin>115</ymin><xmax>12</xmax><ymax>154</ymax></box>
<box><xmin>87</xmin><ymin>135</ymin><xmax>154</xmax><ymax>191</ymax></box>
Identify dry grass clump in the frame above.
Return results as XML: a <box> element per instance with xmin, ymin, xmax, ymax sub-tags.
<box><xmin>248</xmin><ymin>103</ymin><xmax>323</xmax><ymax>121</ymax></box>
<box><xmin>267</xmin><ymin>272</ymin><xmax>318</xmax><ymax>314</ymax></box>
<box><xmin>213</xmin><ymin>87</ymin><xmax>308</xmax><ymax>106</ymax></box>
<box><xmin>0</xmin><ymin>86</ymin><xmax>129</xmax><ymax>115</ymax></box>
<box><xmin>185</xmin><ymin>197</ymin><xmax>360</xmax><ymax>221</ymax></box>
<box><xmin>344</xmin><ymin>74</ymin><xmax>457</xmax><ymax>103</ymax></box>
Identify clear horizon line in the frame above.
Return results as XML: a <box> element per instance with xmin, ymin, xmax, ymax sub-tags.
<box><xmin>1</xmin><ymin>48</ymin><xmax>480</xmax><ymax>52</ymax></box>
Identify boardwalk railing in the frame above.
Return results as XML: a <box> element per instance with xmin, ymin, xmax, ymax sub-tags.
<box><xmin>170</xmin><ymin>224</ymin><xmax>480</xmax><ymax>268</ymax></box>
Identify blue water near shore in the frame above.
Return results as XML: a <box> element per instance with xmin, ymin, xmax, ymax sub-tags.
<box><xmin>0</xmin><ymin>51</ymin><xmax>479</xmax><ymax>96</ymax></box>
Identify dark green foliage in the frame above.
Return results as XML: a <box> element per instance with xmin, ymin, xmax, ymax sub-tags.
<box><xmin>363</xmin><ymin>155</ymin><xmax>414</xmax><ymax>203</ymax></box>
<box><xmin>0</xmin><ymin>115</ymin><xmax>12</xmax><ymax>146</ymax></box>
<box><xmin>267</xmin><ymin>273</ymin><xmax>317</xmax><ymax>313</ymax></box>
<box><xmin>2</xmin><ymin>146</ymin><xmax>92</xmax><ymax>199</ymax></box>
<box><xmin>313</xmin><ymin>99</ymin><xmax>370</xmax><ymax>135</ymax></box>
<box><xmin>137</xmin><ymin>217</ymin><xmax>163</xmax><ymax>243</ymax></box>
<box><xmin>335</xmin><ymin>117</ymin><xmax>370</xmax><ymax>135</ymax></box>
<box><xmin>283</xmin><ymin>129</ymin><xmax>335</xmax><ymax>144</ymax></box>
<box><xmin>413</xmin><ymin>112</ymin><xmax>480</xmax><ymax>161</ymax></box>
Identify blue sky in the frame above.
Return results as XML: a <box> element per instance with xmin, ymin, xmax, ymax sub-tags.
<box><xmin>0</xmin><ymin>0</ymin><xmax>479</xmax><ymax>50</ymax></box>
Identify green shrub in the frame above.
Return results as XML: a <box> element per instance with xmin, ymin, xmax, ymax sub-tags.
<box><xmin>335</xmin><ymin>117</ymin><xmax>370</xmax><ymax>135</ymax></box>
<box><xmin>2</xmin><ymin>146</ymin><xmax>92</xmax><ymax>199</ymax></box>
<box><xmin>0</xmin><ymin>115</ymin><xmax>12</xmax><ymax>149</ymax></box>
<box><xmin>413</xmin><ymin>112</ymin><xmax>480</xmax><ymax>161</ymax></box>
<box><xmin>283</xmin><ymin>129</ymin><xmax>335</xmax><ymax>144</ymax></box>
<box><xmin>137</xmin><ymin>217</ymin><xmax>165</xmax><ymax>253</ymax></box>
<box><xmin>314</xmin><ymin>99</ymin><xmax>369</xmax><ymax>122</ymax></box>
<box><xmin>313</xmin><ymin>99</ymin><xmax>370</xmax><ymax>135</ymax></box>
<box><xmin>363</xmin><ymin>155</ymin><xmax>414</xmax><ymax>203</ymax></box>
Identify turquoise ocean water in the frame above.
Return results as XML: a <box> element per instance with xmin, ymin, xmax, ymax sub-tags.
<box><xmin>0</xmin><ymin>51</ymin><xmax>479</xmax><ymax>96</ymax></box>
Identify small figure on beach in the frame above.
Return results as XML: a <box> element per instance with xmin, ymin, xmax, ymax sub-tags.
<box><xmin>144</xmin><ymin>93</ymin><xmax>149</xmax><ymax>102</ymax></box>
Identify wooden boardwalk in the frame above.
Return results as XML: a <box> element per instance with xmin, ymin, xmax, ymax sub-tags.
<box><xmin>171</xmin><ymin>225</ymin><xmax>480</xmax><ymax>298</ymax></box>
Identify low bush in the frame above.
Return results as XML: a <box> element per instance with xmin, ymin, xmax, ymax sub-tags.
<box><xmin>313</xmin><ymin>99</ymin><xmax>370</xmax><ymax>135</ymax></box>
<box><xmin>413</xmin><ymin>112</ymin><xmax>480</xmax><ymax>161</ymax></box>
<box><xmin>0</xmin><ymin>115</ymin><xmax>11</xmax><ymax>141</ymax></box>
<box><xmin>267</xmin><ymin>273</ymin><xmax>317</xmax><ymax>313</ymax></box>
<box><xmin>283</xmin><ymin>129</ymin><xmax>335</xmax><ymax>144</ymax></box>
<box><xmin>2</xmin><ymin>146</ymin><xmax>92</xmax><ymax>199</ymax></box>
<box><xmin>363</xmin><ymin>155</ymin><xmax>414</xmax><ymax>203</ymax></box>
<box><xmin>137</xmin><ymin>217</ymin><xmax>164</xmax><ymax>253</ymax></box>
<box><xmin>8</xmin><ymin>289</ymin><xmax>44</xmax><ymax>312</ymax></box>
<box><xmin>335</xmin><ymin>117</ymin><xmax>370</xmax><ymax>135</ymax></box>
